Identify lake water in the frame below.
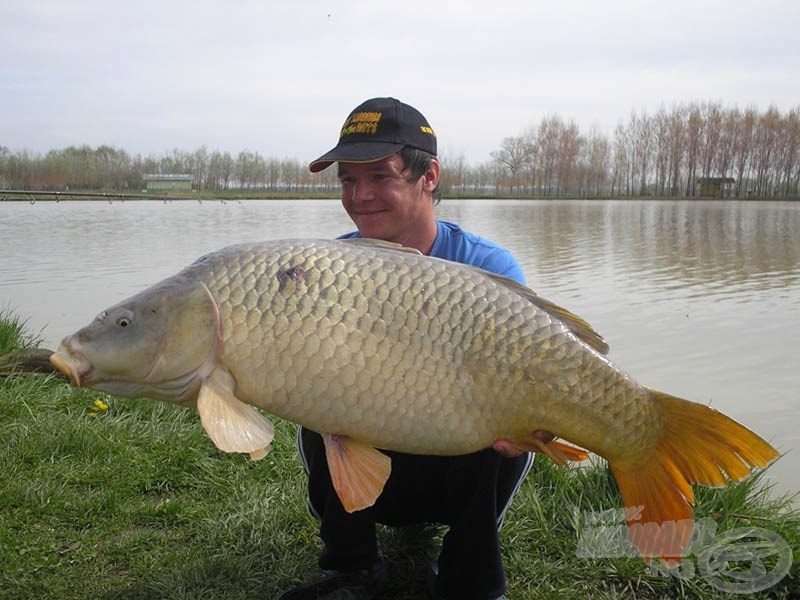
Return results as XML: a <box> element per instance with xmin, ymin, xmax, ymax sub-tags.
<box><xmin>1</xmin><ymin>198</ymin><xmax>798</xmax><ymax>500</ymax></box>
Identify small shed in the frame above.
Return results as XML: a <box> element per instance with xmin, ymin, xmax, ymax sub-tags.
<box><xmin>697</xmin><ymin>177</ymin><xmax>735</xmax><ymax>198</ymax></box>
<box><xmin>143</xmin><ymin>174</ymin><xmax>193</xmax><ymax>192</ymax></box>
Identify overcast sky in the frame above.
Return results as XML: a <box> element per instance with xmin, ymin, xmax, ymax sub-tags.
<box><xmin>2</xmin><ymin>0</ymin><xmax>798</xmax><ymax>165</ymax></box>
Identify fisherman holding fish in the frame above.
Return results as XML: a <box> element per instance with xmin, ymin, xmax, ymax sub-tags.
<box><xmin>282</xmin><ymin>98</ymin><xmax>533</xmax><ymax>600</ymax></box>
<box><xmin>49</xmin><ymin>99</ymin><xmax>778</xmax><ymax>600</ymax></box>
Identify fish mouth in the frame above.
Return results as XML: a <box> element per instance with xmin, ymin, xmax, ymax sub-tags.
<box><xmin>49</xmin><ymin>347</ymin><xmax>92</xmax><ymax>387</ymax></box>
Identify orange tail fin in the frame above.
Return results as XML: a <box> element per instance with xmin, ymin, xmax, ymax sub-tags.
<box><xmin>610</xmin><ymin>390</ymin><xmax>779</xmax><ymax>565</ymax></box>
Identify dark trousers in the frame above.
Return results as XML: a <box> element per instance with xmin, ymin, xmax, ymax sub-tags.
<box><xmin>298</xmin><ymin>427</ymin><xmax>534</xmax><ymax>600</ymax></box>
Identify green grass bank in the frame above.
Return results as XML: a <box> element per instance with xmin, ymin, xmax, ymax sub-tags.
<box><xmin>0</xmin><ymin>311</ymin><xmax>797</xmax><ymax>599</ymax></box>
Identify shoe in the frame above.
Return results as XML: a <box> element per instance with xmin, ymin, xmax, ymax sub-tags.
<box><xmin>425</xmin><ymin>561</ymin><xmax>507</xmax><ymax>600</ymax></box>
<box><xmin>278</xmin><ymin>558</ymin><xmax>388</xmax><ymax>600</ymax></box>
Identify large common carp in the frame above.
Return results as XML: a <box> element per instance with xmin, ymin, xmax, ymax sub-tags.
<box><xmin>50</xmin><ymin>238</ymin><xmax>778</xmax><ymax>563</ymax></box>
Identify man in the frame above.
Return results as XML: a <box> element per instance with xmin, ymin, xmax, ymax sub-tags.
<box><xmin>280</xmin><ymin>97</ymin><xmax>533</xmax><ymax>600</ymax></box>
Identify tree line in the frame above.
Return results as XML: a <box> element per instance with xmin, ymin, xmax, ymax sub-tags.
<box><xmin>1</xmin><ymin>101</ymin><xmax>798</xmax><ymax>198</ymax></box>
<box><xmin>484</xmin><ymin>102</ymin><xmax>799</xmax><ymax>198</ymax></box>
<box><xmin>0</xmin><ymin>146</ymin><xmax>328</xmax><ymax>193</ymax></box>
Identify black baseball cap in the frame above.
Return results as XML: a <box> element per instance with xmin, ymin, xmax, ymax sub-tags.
<box><xmin>309</xmin><ymin>97</ymin><xmax>437</xmax><ymax>173</ymax></box>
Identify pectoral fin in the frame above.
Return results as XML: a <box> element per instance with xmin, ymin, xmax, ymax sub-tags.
<box><xmin>322</xmin><ymin>434</ymin><xmax>391</xmax><ymax>513</ymax></box>
<box><xmin>197</xmin><ymin>366</ymin><xmax>274</xmax><ymax>460</ymax></box>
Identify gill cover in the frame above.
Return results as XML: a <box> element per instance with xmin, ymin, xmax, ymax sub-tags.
<box><xmin>63</xmin><ymin>275</ymin><xmax>221</xmax><ymax>403</ymax></box>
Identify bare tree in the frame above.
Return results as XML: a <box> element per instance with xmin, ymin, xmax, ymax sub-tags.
<box><xmin>776</xmin><ymin>108</ymin><xmax>800</xmax><ymax>196</ymax></box>
<box><xmin>630</xmin><ymin>110</ymin><xmax>654</xmax><ymax>195</ymax></box>
<box><xmin>578</xmin><ymin>128</ymin><xmax>610</xmax><ymax>196</ymax></box>
<box><xmin>612</xmin><ymin>122</ymin><xmax>634</xmax><ymax>196</ymax></box>
<box><xmin>491</xmin><ymin>135</ymin><xmax>531</xmax><ymax>194</ymax></box>
<box><xmin>699</xmin><ymin>102</ymin><xmax>723</xmax><ymax>179</ymax></box>
<box><xmin>554</xmin><ymin>118</ymin><xmax>582</xmax><ymax>195</ymax></box>
<box><xmin>752</xmin><ymin>106</ymin><xmax>781</xmax><ymax>196</ymax></box>
<box><xmin>732</xmin><ymin>106</ymin><xmax>757</xmax><ymax>196</ymax></box>
<box><xmin>683</xmin><ymin>104</ymin><xmax>705</xmax><ymax>196</ymax></box>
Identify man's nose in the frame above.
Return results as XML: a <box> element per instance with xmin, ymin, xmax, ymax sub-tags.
<box><xmin>350</xmin><ymin>180</ymin><xmax>373</xmax><ymax>202</ymax></box>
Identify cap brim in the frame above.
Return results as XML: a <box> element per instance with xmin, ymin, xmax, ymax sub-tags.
<box><xmin>308</xmin><ymin>141</ymin><xmax>405</xmax><ymax>173</ymax></box>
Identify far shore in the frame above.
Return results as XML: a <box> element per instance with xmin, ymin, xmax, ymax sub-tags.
<box><xmin>2</xmin><ymin>189</ymin><xmax>797</xmax><ymax>203</ymax></box>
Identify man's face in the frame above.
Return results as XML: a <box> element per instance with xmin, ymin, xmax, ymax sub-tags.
<box><xmin>338</xmin><ymin>153</ymin><xmax>437</xmax><ymax>245</ymax></box>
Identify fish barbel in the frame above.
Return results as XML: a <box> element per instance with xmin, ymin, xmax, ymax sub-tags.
<box><xmin>49</xmin><ymin>238</ymin><xmax>778</xmax><ymax>563</ymax></box>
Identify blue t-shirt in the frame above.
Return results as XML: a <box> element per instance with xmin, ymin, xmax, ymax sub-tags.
<box><xmin>339</xmin><ymin>220</ymin><xmax>526</xmax><ymax>285</ymax></box>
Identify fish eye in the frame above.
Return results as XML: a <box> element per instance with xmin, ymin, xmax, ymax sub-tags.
<box><xmin>117</xmin><ymin>316</ymin><xmax>132</xmax><ymax>328</ymax></box>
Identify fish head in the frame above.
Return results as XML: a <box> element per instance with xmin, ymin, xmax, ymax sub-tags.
<box><xmin>50</xmin><ymin>276</ymin><xmax>221</xmax><ymax>405</ymax></box>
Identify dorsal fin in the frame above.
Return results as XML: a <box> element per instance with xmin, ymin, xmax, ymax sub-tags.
<box><xmin>486</xmin><ymin>273</ymin><xmax>609</xmax><ymax>355</ymax></box>
<box><xmin>340</xmin><ymin>237</ymin><xmax>423</xmax><ymax>255</ymax></box>
<box><xmin>339</xmin><ymin>237</ymin><xmax>608</xmax><ymax>355</ymax></box>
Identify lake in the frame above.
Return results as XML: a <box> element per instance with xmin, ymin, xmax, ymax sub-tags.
<box><xmin>1</xmin><ymin>198</ymin><xmax>798</xmax><ymax>500</ymax></box>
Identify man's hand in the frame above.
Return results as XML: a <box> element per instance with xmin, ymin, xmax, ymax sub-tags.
<box><xmin>492</xmin><ymin>430</ymin><xmax>555</xmax><ymax>458</ymax></box>
<box><xmin>492</xmin><ymin>439</ymin><xmax>526</xmax><ymax>457</ymax></box>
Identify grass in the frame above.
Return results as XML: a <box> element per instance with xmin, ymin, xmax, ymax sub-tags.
<box><xmin>1</xmin><ymin>312</ymin><xmax>797</xmax><ymax>599</ymax></box>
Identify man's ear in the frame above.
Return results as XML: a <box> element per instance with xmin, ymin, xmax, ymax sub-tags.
<box><xmin>422</xmin><ymin>159</ymin><xmax>441</xmax><ymax>192</ymax></box>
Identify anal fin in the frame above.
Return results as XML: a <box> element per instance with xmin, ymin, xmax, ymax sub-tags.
<box><xmin>503</xmin><ymin>435</ymin><xmax>590</xmax><ymax>466</ymax></box>
<box><xmin>322</xmin><ymin>434</ymin><xmax>391</xmax><ymax>513</ymax></box>
<box><xmin>543</xmin><ymin>440</ymin><xmax>590</xmax><ymax>464</ymax></box>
